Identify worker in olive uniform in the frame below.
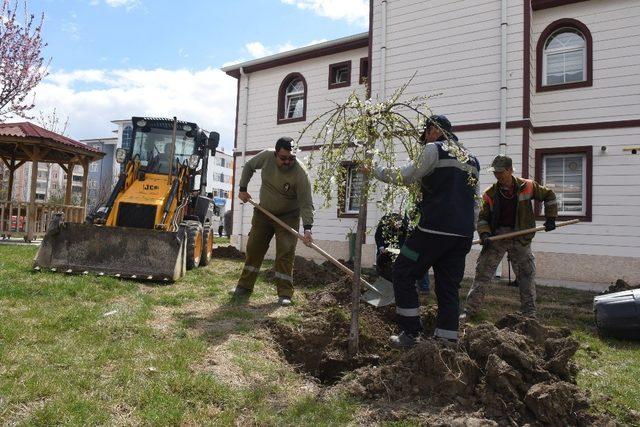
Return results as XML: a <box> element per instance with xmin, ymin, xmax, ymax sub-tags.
<box><xmin>233</xmin><ymin>137</ymin><xmax>314</xmax><ymax>306</ymax></box>
<box><xmin>372</xmin><ymin>115</ymin><xmax>480</xmax><ymax>348</ymax></box>
<box><xmin>462</xmin><ymin>155</ymin><xmax>557</xmax><ymax>319</ymax></box>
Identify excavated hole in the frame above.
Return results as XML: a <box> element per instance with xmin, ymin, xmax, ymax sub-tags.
<box><xmin>268</xmin><ymin>273</ymin><xmax>609</xmax><ymax>425</ymax></box>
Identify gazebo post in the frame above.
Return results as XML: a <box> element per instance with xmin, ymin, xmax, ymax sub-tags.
<box><xmin>7</xmin><ymin>157</ymin><xmax>16</xmax><ymax>200</ymax></box>
<box><xmin>27</xmin><ymin>147</ymin><xmax>40</xmax><ymax>241</ymax></box>
<box><xmin>80</xmin><ymin>157</ymin><xmax>89</xmax><ymax>218</ymax></box>
<box><xmin>65</xmin><ymin>162</ymin><xmax>75</xmax><ymax>206</ymax></box>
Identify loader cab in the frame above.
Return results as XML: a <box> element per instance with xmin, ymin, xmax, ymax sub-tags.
<box><xmin>128</xmin><ymin>118</ymin><xmax>199</xmax><ymax>175</ymax></box>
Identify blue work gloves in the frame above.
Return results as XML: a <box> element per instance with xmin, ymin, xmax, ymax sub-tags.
<box><xmin>544</xmin><ymin>217</ymin><xmax>556</xmax><ymax>232</ymax></box>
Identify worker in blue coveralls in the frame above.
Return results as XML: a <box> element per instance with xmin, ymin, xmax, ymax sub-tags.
<box><xmin>371</xmin><ymin>115</ymin><xmax>480</xmax><ymax>348</ymax></box>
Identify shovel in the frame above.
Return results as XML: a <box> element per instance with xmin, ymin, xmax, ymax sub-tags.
<box><xmin>472</xmin><ymin>219</ymin><xmax>580</xmax><ymax>245</ymax></box>
<box><xmin>246</xmin><ymin>199</ymin><xmax>395</xmax><ymax>307</ymax></box>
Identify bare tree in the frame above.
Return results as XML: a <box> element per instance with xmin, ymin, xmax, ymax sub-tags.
<box><xmin>88</xmin><ymin>174</ymin><xmax>115</xmax><ymax>213</ymax></box>
<box><xmin>36</xmin><ymin>107</ymin><xmax>69</xmax><ymax>136</ymax></box>
<box><xmin>33</xmin><ymin>108</ymin><xmax>70</xmax><ymax>202</ymax></box>
<box><xmin>0</xmin><ymin>0</ymin><xmax>49</xmax><ymax>120</ymax></box>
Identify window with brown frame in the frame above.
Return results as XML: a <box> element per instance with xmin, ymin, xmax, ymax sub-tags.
<box><xmin>277</xmin><ymin>72</ymin><xmax>307</xmax><ymax>124</ymax></box>
<box><xmin>328</xmin><ymin>60</ymin><xmax>351</xmax><ymax>90</ymax></box>
<box><xmin>535</xmin><ymin>146</ymin><xmax>592</xmax><ymax>221</ymax></box>
<box><xmin>359</xmin><ymin>57</ymin><xmax>368</xmax><ymax>84</ymax></box>
<box><xmin>536</xmin><ymin>18</ymin><xmax>593</xmax><ymax>92</ymax></box>
<box><xmin>337</xmin><ymin>162</ymin><xmax>363</xmax><ymax>218</ymax></box>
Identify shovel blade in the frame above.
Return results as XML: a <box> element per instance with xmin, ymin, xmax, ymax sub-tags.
<box><xmin>361</xmin><ymin>277</ymin><xmax>395</xmax><ymax>307</ymax></box>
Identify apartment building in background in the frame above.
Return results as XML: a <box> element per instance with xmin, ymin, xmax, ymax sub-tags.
<box><xmin>80</xmin><ymin>137</ymin><xmax>119</xmax><ymax>211</ymax></box>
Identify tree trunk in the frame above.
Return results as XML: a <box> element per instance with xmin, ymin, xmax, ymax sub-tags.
<box><xmin>348</xmin><ymin>172</ymin><xmax>369</xmax><ymax>356</ymax></box>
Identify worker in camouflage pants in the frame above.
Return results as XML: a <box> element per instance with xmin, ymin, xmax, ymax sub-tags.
<box><xmin>233</xmin><ymin>137</ymin><xmax>314</xmax><ymax>306</ymax></box>
<box><xmin>463</xmin><ymin>155</ymin><xmax>557</xmax><ymax>318</ymax></box>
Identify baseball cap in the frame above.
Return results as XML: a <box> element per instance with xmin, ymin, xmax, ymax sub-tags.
<box><xmin>488</xmin><ymin>155</ymin><xmax>513</xmax><ymax>173</ymax></box>
<box><xmin>421</xmin><ymin>115</ymin><xmax>458</xmax><ymax>142</ymax></box>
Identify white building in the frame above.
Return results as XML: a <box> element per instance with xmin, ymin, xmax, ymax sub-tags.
<box><xmin>80</xmin><ymin>137</ymin><xmax>119</xmax><ymax>211</ymax></box>
<box><xmin>207</xmin><ymin>148</ymin><xmax>233</xmax><ymax>214</ymax></box>
<box><xmin>224</xmin><ymin>0</ymin><xmax>640</xmax><ymax>286</ymax></box>
<box><xmin>11</xmin><ymin>162</ymin><xmax>83</xmax><ymax>204</ymax></box>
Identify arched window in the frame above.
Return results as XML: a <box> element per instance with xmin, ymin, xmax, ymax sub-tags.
<box><xmin>537</xmin><ymin>19</ymin><xmax>592</xmax><ymax>92</ymax></box>
<box><xmin>544</xmin><ymin>29</ymin><xmax>585</xmax><ymax>85</ymax></box>
<box><xmin>277</xmin><ymin>73</ymin><xmax>307</xmax><ymax>124</ymax></box>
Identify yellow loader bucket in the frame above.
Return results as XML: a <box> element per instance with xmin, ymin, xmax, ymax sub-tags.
<box><xmin>34</xmin><ymin>221</ymin><xmax>187</xmax><ymax>282</ymax></box>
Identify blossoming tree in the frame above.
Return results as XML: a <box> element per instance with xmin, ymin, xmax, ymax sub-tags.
<box><xmin>0</xmin><ymin>0</ymin><xmax>48</xmax><ymax>120</ymax></box>
<box><xmin>297</xmin><ymin>81</ymin><xmax>476</xmax><ymax>354</ymax></box>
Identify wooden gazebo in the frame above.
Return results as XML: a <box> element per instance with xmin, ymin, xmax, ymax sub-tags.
<box><xmin>0</xmin><ymin>122</ymin><xmax>104</xmax><ymax>241</ymax></box>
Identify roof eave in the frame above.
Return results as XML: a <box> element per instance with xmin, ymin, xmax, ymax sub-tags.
<box><xmin>221</xmin><ymin>32</ymin><xmax>368</xmax><ymax>78</ymax></box>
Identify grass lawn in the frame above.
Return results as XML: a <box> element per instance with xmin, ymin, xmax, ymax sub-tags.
<box><xmin>0</xmin><ymin>244</ymin><xmax>638</xmax><ymax>425</ymax></box>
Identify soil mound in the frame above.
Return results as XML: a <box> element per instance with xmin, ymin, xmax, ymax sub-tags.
<box><xmin>321</xmin><ymin>259</ymin><xmax>354</xmax><ymax>273</ymax></box>
<box><xmin>340</xmin><ymin>314</ymin><xmax>594</xmax><ymax>425</ymax></box>
<box><xmin>263</xmin><ymin>256</ymin><xmax>343</xmax><ymax>288</ymax></box>
<box><xmin>601</xmin><ymin>278</ymin><xmax>639</xmax><ymax>294</ymax></box>
<box><xmin>269</xmin><ymin>278</ymin><xmax>607</xmax><ymax>425</ymax></box>
<box><xmin>213</xmin><ymin>245</ymin><xmax>245</xmax><ymax>259</ymax></box>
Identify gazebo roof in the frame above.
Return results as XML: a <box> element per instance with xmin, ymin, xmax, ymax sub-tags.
<box><xmin>0</xmin><ymin>122</ymin><xmax>104</xmax><ymax>164</ymax></box>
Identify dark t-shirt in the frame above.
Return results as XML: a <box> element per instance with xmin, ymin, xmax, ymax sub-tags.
<box><xmin>497</xmin><ymin>184</ymin><xmax>517</xmax><ymax>228</ymax></box>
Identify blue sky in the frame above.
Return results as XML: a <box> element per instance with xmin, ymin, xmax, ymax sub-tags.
<box><xmin>25</xmin><ymin>0</ymin><xmax>368</xmax><ymax>150</ymax></box>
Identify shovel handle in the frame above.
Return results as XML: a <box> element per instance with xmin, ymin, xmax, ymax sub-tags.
<box><xmin>245</xmin><ymin>199</ymin><xmax>377</xmax><ymax>290</ymax></box>
<box><xmin>472</xmin><ymin>218</ymin><xmax>579</xmax><ymax>245</ymax></box>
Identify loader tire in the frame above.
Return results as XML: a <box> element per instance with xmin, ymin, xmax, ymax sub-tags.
<box><xmin>200</xmin><ymin>223</ymin><xmax>214</xmax><ymax>266</ymax></box>
<box><xmin>185</xmin><ymin>220</ymin><xmax>203</xmax><ymax>270</ymax></box>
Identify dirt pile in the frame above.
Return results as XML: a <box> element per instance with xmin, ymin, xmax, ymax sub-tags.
<box><xmin>213</xmin><ymin>245</ymin><xmax>245</xmax><ymax>259</ymax></box>
<box><xmin>602</xmin><ymin>278</ymin><xmax>639</xmax><ymax>294</ymax></box>
<box><xmin>263</xmin><ymin>256</ymin><xmax>344</xmax><ymax>288</ymax></box>
<box><xmin>270</xmin><ymin>278</ymin><xmax>606</xmax><ymax>425</ymax></box>
<box><xmin>340</xmin><ymin>314</ymin><xmax>596</xmax><ymax>425</ymax></box>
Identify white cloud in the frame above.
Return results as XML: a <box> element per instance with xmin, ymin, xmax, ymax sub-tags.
<box><xmin>104</xmin><ymin>0</ymin><xmax>139</xmax><ymax>8</ymax></box>
<box><xmin>89</xmin><ymin>0</ymin><xmax>140</xmax><ymax>10</ymax></box>
<box><xmin>281</xmin><ymin>0</ymin><xmax>368</xmax><ymax>26</ymax></box>
<box><xmin>224</xmin><ymin>38</ymin><xmax>329</xmax><ymax>66</ymax></box>
<box><xmin>245</xmin><ymin>42</ymin><xmax>269</xmax><ymax>58</ymax></box>
<box><xmin>31</xmin><ymin>68</ymin><xmax>238</xmax><ymax>151</ymax></box>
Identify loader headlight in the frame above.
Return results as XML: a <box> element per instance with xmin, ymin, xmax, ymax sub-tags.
<box><xmin>136</xmin><ymin>119</ymin><xmax>147</xmax><ymax>127</ymax></box>
<box><xmin>183</xmin><ymin>124</ymin><xmax>192</xmax><ymax>132</ymax></box>
<box><xmin>188</xmin><ymin>154</ymin><xmax>199</xmax><ymax>169</ymax></box>
<box><xmin>115</xmin><ymin>148</ymin><xmax>127</xmax><ymax>164</ymax></box>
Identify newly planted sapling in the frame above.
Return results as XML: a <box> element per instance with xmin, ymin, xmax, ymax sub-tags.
<box><xmin>296</xmin><ymin>79</ymin><xmax>477</xmax><ymax>355</ymax></box>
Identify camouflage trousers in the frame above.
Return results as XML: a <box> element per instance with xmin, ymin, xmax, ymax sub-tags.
<box><xmin>465</xmin><ymin>227</ymin><xmax>537</xmax><ymax>316</ymax></box>
<box><xmin>237</xmin><ymin>208</ymin><xmax>299</xmax><ymax>298</ymax></box>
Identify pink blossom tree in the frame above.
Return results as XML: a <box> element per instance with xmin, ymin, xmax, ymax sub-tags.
<box><xmin>0</xmin><ymin>0</ymin><xmax>49</xmax><ymax>120</ymax></box>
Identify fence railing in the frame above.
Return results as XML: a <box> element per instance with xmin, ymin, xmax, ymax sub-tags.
<box><xmin>0</xmin><ymin>200</ymin><xmax>85</xmax><ymax>240</ymax></box>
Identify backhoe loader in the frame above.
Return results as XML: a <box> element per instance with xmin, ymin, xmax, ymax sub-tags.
<box><xmin>34</xmin><ymin>117</ymin><xmax>221</xmax><ymax>281</ymax></box>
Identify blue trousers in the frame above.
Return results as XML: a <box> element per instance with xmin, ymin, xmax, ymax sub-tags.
<box><xmin>392</xmin><ymin>230</ymin><xmax>472</xmax><ymax>340</ymax></box>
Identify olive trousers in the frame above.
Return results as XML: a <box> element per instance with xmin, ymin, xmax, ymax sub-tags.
<box><xmin>237</xmin><ymin>208</ymin><xmax>299</xmax><ymax>298</ymax></box>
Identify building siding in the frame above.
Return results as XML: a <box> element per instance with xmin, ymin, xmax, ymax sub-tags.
<box><xmin>232</xmin><ymin>47</ymin><xmax>369</xmax><ymax>250</ymax></box>
<box><xmin>532</xmin><ymin>0</ymin><xmax>640</xmax><ymax>125</ymax></box>
<box><xmin>226</xmin><ymin>0</ymin><xmax>640</xmax><ymax>284</ymax></box>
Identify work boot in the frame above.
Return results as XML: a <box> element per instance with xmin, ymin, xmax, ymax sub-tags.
<box><xmin>278</xmin><ymin>296</ymin><xmax>292</xmax><ymax>307</ymax></box>
<box><xmin>389</xmin><ymin>331</ymin><xmax>419</xmax><ymax>348</ymax></box>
